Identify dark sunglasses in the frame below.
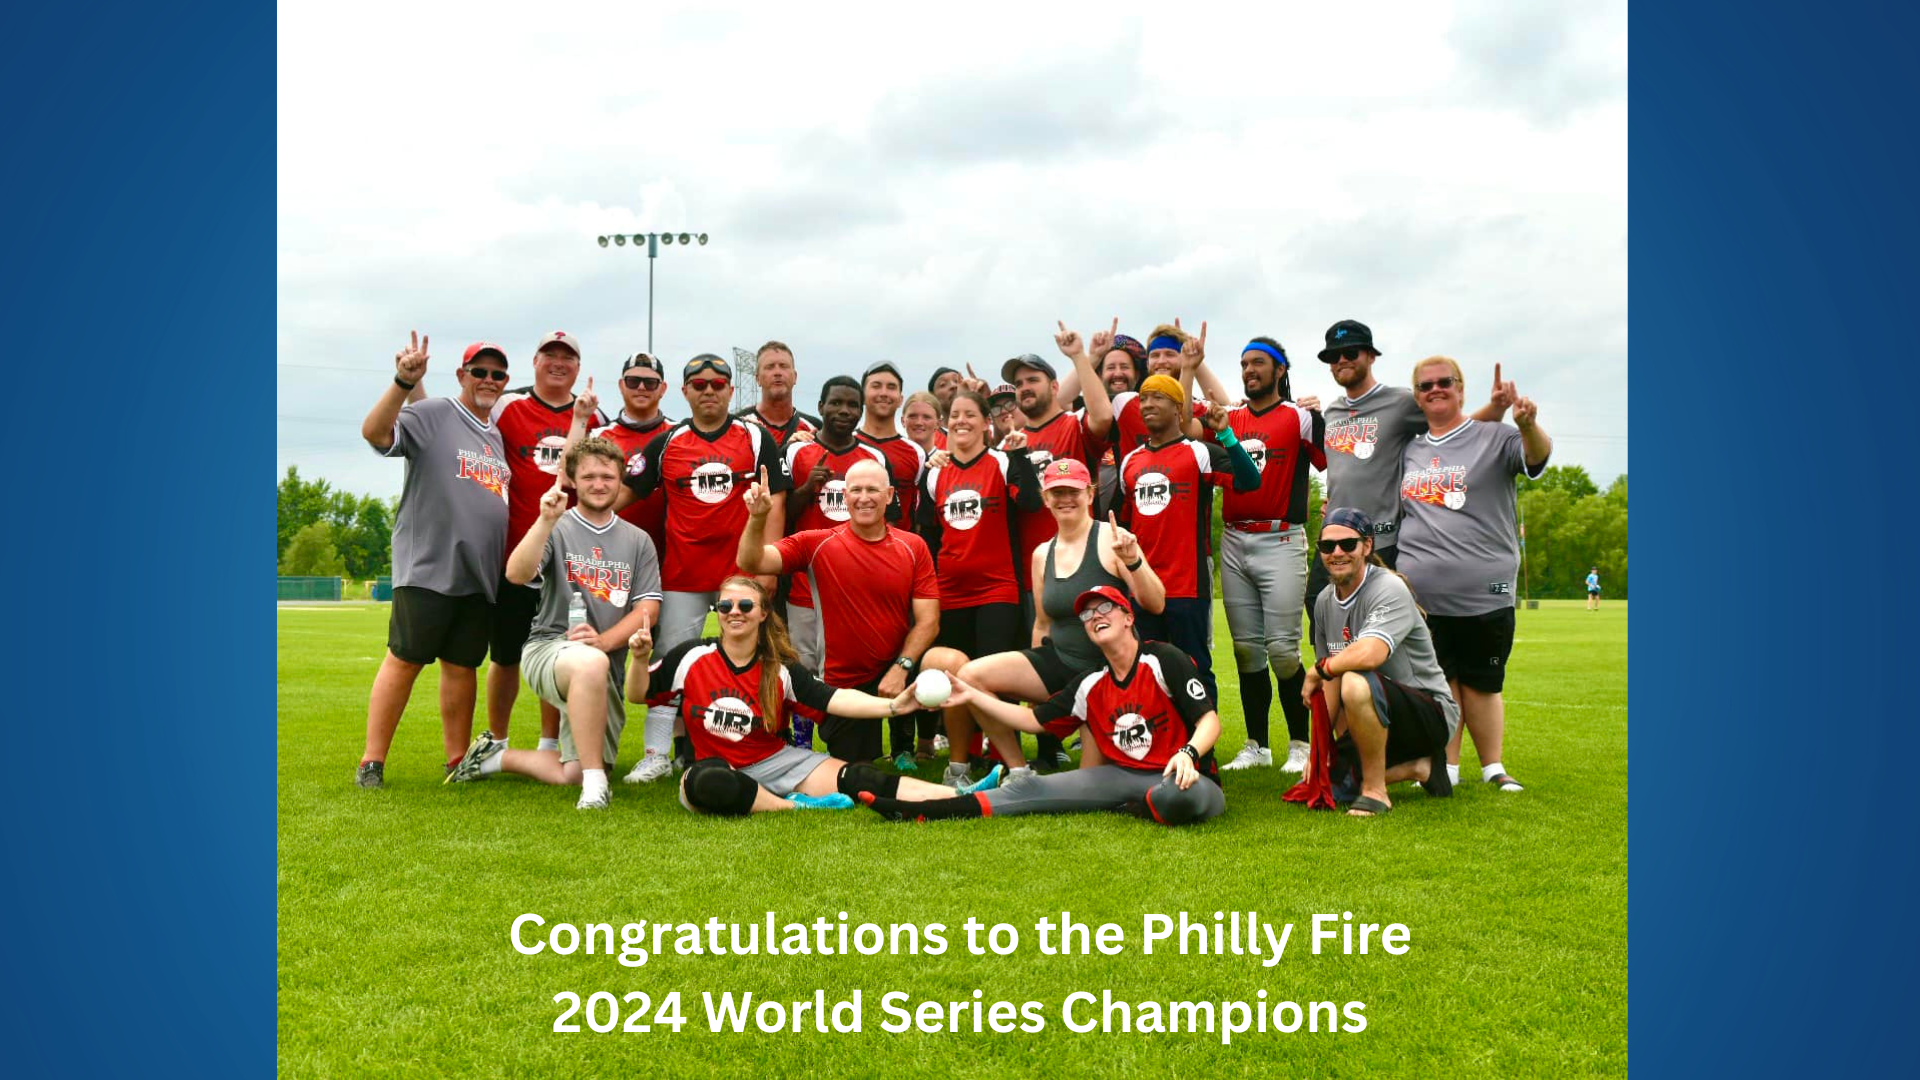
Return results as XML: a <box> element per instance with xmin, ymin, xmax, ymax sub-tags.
<box><xmin>1317</xmin><ymin>537</ymin><xmax>1365</xmax><ymax>554</ymax></box>
<box><xmin>1416</xmin><ymin>376</ymin><xmax>1458</xmax><ymax>392</ymax></box>
<box><xmin>623</xmin><ymin>375</ymin><xmax>663</xmax><ymax>390</ymax></box>
<box><xmin>713</xmin><ymin>598</ymin><xmax>757</xmax><ymax>615</ymax></box>
<box><xmin>687</xmin><ymin>377</ymin><xmax>731</xmax><ymax>392</ymax></box>
<box><xmin>1077</xmin><ymin>600</ymin><xmax>1122</xmax><ymax>623</ymax></box>
<box><xmin>1328</xmin><ymin>347</ymin><xmax>1364</xmax><ymax>363</ymax></box>
<box><xmin>464</xmin><ymin>366</ymin><xmax>509</xmax><ymax>382</ymax></box>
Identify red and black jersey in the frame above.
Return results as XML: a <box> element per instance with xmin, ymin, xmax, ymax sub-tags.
<box><xmin>1117</xmin><ymin>438</ymin><xmax>1241</xmax><ymax>599</ymax></box>
<box><xmin>1107</xmin><ymin>392</ymin><xmax>1208</xmax><ymax>461</ymax></box>
<box><xmin>774</xmin><ymin>525</ymin><xmax>938</xmax><ymax>686</ymax></box>
<box><xmin>1034</xmin><ymin>640</ymin><xmax>1220</xmax><ymax>780</ymax></box>
<box><xmin>492</xmin><ymin>391</ymin><xmax>606</xmax><ymax>549</ymax></box>
<box><xmin>645</xmin><ymin>639</ymin><xmax>836</xmax><ymax>769</ymax></box>
<box><xmin>625</xmin><ymin>418</ymin><xmax>791</xmax><ymax>592</ymax></box>
<box><xmin>735</xmin><ymin>406</ymin><xmax>820</xmax><ymax>451</ymax></box>
<box><xmin>915</xmin><ymin>447</ymin><xmax>1040</xmax><ymax>609</ymax></box>
<box><xmin>856</xmin><ymin>431</ymin><xmax>927</xmax><ymax>526</ymax></box>
<box><xmin>1011</xmin><ymin>409</ymin><xmax>1100</xmax><ymax>590</ymax></box>
<box><xmin>1201</xmin><ymin>400</ymin><xmax>1325</xmax><ymax>525</ymax></box>
<box><xmin>782</xmin><ymin>438</ymin><xmax>890</xmax><ymax>610</ymax></box>
<box><xmin>593</xmin><ymin>413</ymin><xmax>672</xmax><ymax>558</ymax></box>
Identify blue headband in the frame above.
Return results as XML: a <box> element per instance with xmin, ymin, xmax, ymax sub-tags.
<box><xmin>1147</xmin><ymin>335</ymin><xmax>1183</xmax><ymax>354</ymax></box>
<box><xmin>1242</xmin><ymin>341</ymin><xmax>1288</xmax><ymax>367</ymax></box>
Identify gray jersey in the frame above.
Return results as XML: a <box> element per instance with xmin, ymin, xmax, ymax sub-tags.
<box><xmin>1312</xmin><ymin>565</ymin><xmax>1458</xmax><ymax>735</ymax></box>
<box><xmin>1394</xmin><ymin>420</ymin><xmax>1545</xmax><ymax>616</ymax></box>
<box><xmin>1322</xmin><ymin>384</ymin><xmax>1425</xmax><ymax>550</ymax></box>
<box><xmin>379</xmin><ymin>397</ymin><xmax>510</xmax><ymax>599</ymax></box>
<box><xmin>528</xmin><ymin>509</ymin><xmax>663</xmax><ymax>678</ymax></box>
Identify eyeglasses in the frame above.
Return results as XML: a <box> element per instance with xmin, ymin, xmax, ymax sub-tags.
<box><xmin>623</xmin><ymin>375</ymin><xmax>663</xmax><ymax>390</ymax></box>
<box><xmin>1317</xmin><ymin>537</ymin><xmax>1365</xmax><ymax>554</ymax></box>
<box><xmin>713</xmin><ymin>598</ymin><xmax>757</xmax><ymax>615</ymax></box>
<box><xmin>990</xmin><ymin>403</ymin><xmax>1015</xmax><ymax>417</ymax></box>
<box><xmin>1329</xmin><ymin>347</ymin><xmax>1364</xmax><ymax>363</ymax></box>
<box><xmin>1077</xmin><ymin>600</ymin><xmax>1122</xmax><ymax>623</ymax></box>
<box><xmin>688</xmin><ymin>378</ymin><xmax>731</xmax><ymax>392</ymax></box>
<box><xmin>1416</xmin><ymin>376</ymin><xmax>1458</xmax><ymax>392</ymax></box>
<box><xmin>465</xmin><ymin>367</ymin><xmax>509</xmax><ymax>382</ymax></box>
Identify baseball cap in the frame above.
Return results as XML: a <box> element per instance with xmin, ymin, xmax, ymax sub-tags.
<box><xmin>1040</xmin><ymin>457</ymin><xmax>1092</xmax><ymax>491</ymax></box>
<box><xmin>1323</xmin><ymin>506</ymin><xmax>1376</xmax><ymax>536</ymax></box>
<box><xmin>862</xmin><ymin>360</ymin><xmax>903</xmax><ymax>385</ymax></box>
<box><xmin>683</xmin><ymin>354</ymin><xmax>733</xmax><ymax>381</ymax></box>
<box><xmin>927</xmin><ymin>366</ymin><xmax>960</xmax><ymax>392</ymax></box>
<box><xmin>1317</xmin><ymin>320</ymin><xmax>1380</xmax><ymax>362</ymax></box>
<box><xmin>1139</xmin><ymin>373</ymin><xmax>1185</xmax><ymax>404</ymax></box>
<box><xmin>1001</xmin><ymin>354</ymin><xmax>1056</xmax><ymax>383</ymax></box>
<box><xmin>989</xmin><ymin>383</ymin><xmax>1017</xmax><ymax>404</ymax></box>
<box><xmin>462</xmin><ymin>342</ymin><xmax>508</xmax><ymax>367</ymax></box>
<box><xmin>1074</xmin><ymin>584</ymin><xmax>1131</xmax><ymax>615</ymax></box>
<box><xmin>622</xmin><ymin>353</ymin><xmax>665</xmax><ymax>376</ymax></box>
<box><xmin>536</xmin><ymin>330</ymin><xmax>581</xmax><ymax>358</ymax></box>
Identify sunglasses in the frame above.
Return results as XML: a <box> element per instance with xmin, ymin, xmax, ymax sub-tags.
<box><xmin>712</xmin><ymin>598</ymin><xmax>757</xmax><ymax>615</ymax></box>
<box><xmin>623</xmin><ymin>375</ymin><xmax>663</xmax><ymax>390</ymax></box>
<box><xmin>687</xmin><ymin>378</ymin><xmax>731</xmax><ymax>392</ymax></box>
<box><xmin>1317</xmin><ymin>537</ymin><xmax>1365</xmax><ymax>554</ymax></box>
<box><xmin>464</xmin><ymin>366</ymin><xmax>509</xmax><ymax>382</ymax></box>
<box><xmin>1328</xmin><ymin>347</ymin><xmax>1364</xmax><ymax>363</ymax></box>
<box><xmin>1416</xmin><ymin>376</ymin><xmax>1458</xmax><ymax>393</ymax></box>
<box><xmin>1077</xmin><ymin>600</ymin><xmax>1123</xmax><ymax>623</ymax></box>
<box><xmin>685</xmin><ymin>359</ymin><xmax>731</xmax><ymax>379</ymax></box>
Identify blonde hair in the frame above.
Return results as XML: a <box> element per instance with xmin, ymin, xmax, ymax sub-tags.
<box><xmin>903</xmin><ymin>390</ymin><xmax>940</xmax><ymax>417</ymax></box>
<box><xmin>1412</xmin><ymin>355</ymin><xmax>1465</xmax><ymax>393</ymax></box>
<box><xmin>1145</xmin><ymin>323</ymin><xmax>1189</xmax><ymax>349</ymax></box>
<box><xmin>717</xmin><ymin>576</ymin><xmax>800</xmax><ymax>731</ymax></box>
<box><xmin>565</xmin><ymin>436</ymin><xmax>624</xmax><ymax>479</ymax></box>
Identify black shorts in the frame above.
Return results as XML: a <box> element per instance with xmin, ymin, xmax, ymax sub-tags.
<box><xmin>1425</xmin><ymin>608</ymin><xmax>1517</xmax><ymax>694</ymax></box>
<box><xmin>388</xmin><ymin>587</ymin><xmax>491</xmax><ymax>668</ymax></box>
<box><xmin>1019</xmin><ymin>641</ymin><xmax>1100</xmax><ymax>698</ymax></box>
<box><xmin>1352</xmin><ymin>670</ymin><xmax>1452</xmax><ymax>767</ymax></box>
<box><xmin>489</xmin><ymin>576</ymin><xmax>541</xmax><ymax>666</ymax></box>
<box><xmin>935</xmin><ymin>602</ymin><xmax>1023</xmax><ymax>661</ymax></box>
<box><xmin>820</xmin><ymin>675</ymin><xmax>886</xmax><ymax>764</ymax></box>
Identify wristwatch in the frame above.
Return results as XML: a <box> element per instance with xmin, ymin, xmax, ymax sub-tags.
<box><xmin>893</xmin><ymin>656</ymin><xmax>917</xmax><ymax>674</ymax></box>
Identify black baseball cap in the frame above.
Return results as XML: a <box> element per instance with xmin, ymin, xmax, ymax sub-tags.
<box><xmin>927</xmin><ymin>366</ymin><xmax>960</xmax><ymax>392</ymax></box>
<box><xmin>683</xmin><ymin>354</ymin><xmax>733</xmax><ymax>381</ymax></box>
<box><xmin>1323</xmin><ymin>506</ymin><xmax>1376</xmax><ymax>535</ymax></box>
<box><xmin>1318</xmin><ymin>320</ymin><xmax>1381</xmax><ymax>362</ymax></box>
<box><xmin>623</xmin><ymin>353</ymin><xmax>664</xmax><ymax>375</ymax></box>
<box><xmin>1001</xmin><ymin>354</ymin><xmax>1056</xmax><ymax>383</ymax></box>
<box><xmin>862</xmin><ymin>360</ymin><xmax>903</xmax><ymax>385</ymax></box>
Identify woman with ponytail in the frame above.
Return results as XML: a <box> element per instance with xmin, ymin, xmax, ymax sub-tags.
<box><xmin>625</xmin><ymin>577</ymin><xmax>982</xmax><ymax>814</ymax></box>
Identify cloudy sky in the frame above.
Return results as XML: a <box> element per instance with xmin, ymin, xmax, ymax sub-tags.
<box><xmin>278</xmin><ymin>0</ymin><xmax>1627</xmax><ymax>499</ymax></box>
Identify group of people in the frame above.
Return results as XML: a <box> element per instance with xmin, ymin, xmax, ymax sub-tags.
<box><xmin>354</xmin><ymin>316</ymin><xmax>1550</xmax><ymax>820</ymax></box>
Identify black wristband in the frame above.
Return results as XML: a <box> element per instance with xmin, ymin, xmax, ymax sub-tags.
<box><xmin>1180</xmin><ymin>745</ymin><xmax>1201</xmax><ymax>763</ymax></box>
<box><xmin>1315</xmin><ymin>657</ymin><xmax>1334</xmax><ymax>680</ymax></box>
<box><xmin>393</xmin><ymin>374</ymin><xmax>417</xmax><ymax>391</ymax></box>
<box><xmin>1124</xmin><ymin>556</ymin><xmax>1144</xmax><ymax>571</ymax></box>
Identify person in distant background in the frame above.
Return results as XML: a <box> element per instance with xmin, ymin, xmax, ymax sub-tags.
<box><xmin>1586</xmin><ymin>567</ymin><xmax>1602</xmax><ymax>610</ymax></box>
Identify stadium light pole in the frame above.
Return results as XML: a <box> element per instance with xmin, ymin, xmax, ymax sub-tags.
<box><xmin>594</xmin><ymin>231</ymin><xmax>710</xmax><ymax>353</ymax></box>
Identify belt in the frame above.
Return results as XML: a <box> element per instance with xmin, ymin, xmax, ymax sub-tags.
<box><xmin>1225</xmin><ymin>520</ymin><xmax>1295</xmax><ymax>534</ymax></box>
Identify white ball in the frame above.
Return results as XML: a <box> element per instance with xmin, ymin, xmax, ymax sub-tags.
<box><xmin>914</xmin><ymin>670</ymin><xmax>952</xmax><ymax>708</ymax></box>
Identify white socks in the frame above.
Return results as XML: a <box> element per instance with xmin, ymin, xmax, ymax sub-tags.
<box><xmin>479</xmin><ymin>752</ymin><xmax>504</xmax><ymax>776</ymax></box>
<box><xmin>582</xmin><ymin>769</ymin><xmax>608</xmax><ymax>797</ymax></box>
<box><xmin>1446</xmin><ymin>763</ymin><xmax>1461</xmax><ymax>785</ymax></box>
<box><xmin>1482</xmin><ymin>762</ymin><xmax>1506</xmax><ymax>782</ymax></box>
<box><xmin>537</xmin><ymin>737</ymin><xmax>561</xmax><ymax>752</ymax></box>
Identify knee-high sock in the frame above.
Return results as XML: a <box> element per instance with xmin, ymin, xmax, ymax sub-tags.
<box><xmin>1240</xmin><ymin>668</ymin><xmax>1272</xmax><ymax>746</ymax></box>
<box><xmin>860</xmin><ymin>791</ymin><xmax>987</xmax><ymax>822</ymax></box>
<box><xmin>1276</xmin><ymin>668</ymin><xmax>1308</xmax><ymax>744</ymax></box>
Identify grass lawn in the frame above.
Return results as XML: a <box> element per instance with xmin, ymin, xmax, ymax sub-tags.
<box><xmin>278</xmin><ymin>599</ymin><xmax>1627</xmax><ymax>1076</ymax></box>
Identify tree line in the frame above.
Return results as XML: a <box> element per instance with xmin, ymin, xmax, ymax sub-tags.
<box><xmin>277</xmin><ymin>467</ymin><xmax>396</xmax><ymax>579</ymax></box>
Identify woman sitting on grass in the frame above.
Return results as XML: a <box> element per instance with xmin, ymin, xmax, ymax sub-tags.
<box><xmin>627</xmin><ymin>576</ymin><xmax>997</xmax><ymax>815</ymax></box>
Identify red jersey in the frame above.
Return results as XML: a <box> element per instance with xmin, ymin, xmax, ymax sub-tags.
<box><xmin>1108</xmin><ymin>392</ymin><xmax>1209</xmax><ymax>461</ymax></box>
<box><xmin>775</xmin><ymin>525</ymin><xmax>939</xmax><ymax>686</ymax></box>
<box><xmin>625</xmin><ymin>419</ymin><xmax>790</xmax><ymax>592</ymax></box>
<box><xmin>856</xmin><ymin>431</ymin><xmax>926</xmax><ymax>526</ymax></box>
<box><xmin>1117</xmin><ymin>438</ymin><xmax>1241</xmax><ymax>599</ymax></box>
<box><xmin>1011</xmin><ymin>409</ymin><xmax>1100</xmax><ymax>589</ymax></box>
<box><xmin>594</xmin><ymin>413</ymin><xmax>672</xmax><ymax>557</ymax></box>
<box><xmin>735</xmin><ymin>406</ymin><xmax>819</xmax><ymax>450</ymax></box>
<box><xmin>782</xmin><ymin>438</ymin><xmax>890</xmax><ymax>610</ymax></box>
<box><xmin>1201</xmin><ymin>400</ymin><xmax>1325</xmax><ymax>525</ymax></box>
<box><xmin>492</xmin><ymin>391</ymin><xmax>603</xmax><ymax>549</ymax></box>
<box><xmin>645</xmin><ymin>639</ymin><xmax>836</xmax><ymax>769</ymax></box>
<box><xmin>1034</xmin><ymin>640</ymin><xmax>1220</xmax><ymax>779</ymax></box>
<box><xmin>915</xmin><ymin>447</ymin><xmax>1040</xmax><ymax>609</ymax></box>
<box><xmin>933</xmin><ymin>430</ymin><xmax>948</xmax><ymax>451</ymax></box>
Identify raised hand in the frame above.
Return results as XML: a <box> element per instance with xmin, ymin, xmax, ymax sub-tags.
<box><xmin>396</xmin><ymin>331</ymin><xmax>429</xmax><ymax>383</ymax></box>
<box><xmin>1089</xmin><ymin>317</ymin><xmax>1118</xmax><ymax>358</ymax></box>
<box><xmin>960</xmin><ymin>363</ymin><xmax>990</xmax><ymax>396</ymax></box>
<box><xmin>573</xmin><ymin>376</ymin><xmax>599</xmax><ymax>422</ymax></box>
<box><xmin>1054</xmin><ymin>320</ymin><xmax>1084</xmax><ymax>357</ymax></box>
<box><xmin>743</xmin><ymin>465</ymin><xmax>774</xmax><ymax>517</ymax></box>
<box><xmin>538</xmin><ymin>473</ymin><xmax>568</xmax><ymax>523</ymax></box>
<box><xmin>629</xmin><ymin>613</ymin><xmax>653</xmax><ymax>657</ymax></box>
<box><xmin>1488</xmin><ymin>362</ymin><xmax>1517</xmax><ymax>412</ymax></box>
<box><xmin>1179</xmin><ymin>320</ymin><xmax>1208</xmax><ymax>369</ymax></box>
<box><xmin>1513</xmin><ymin>395</ymin><xmax>1538</xmax><ymax>430</ymax></box>
<box><xmin>1107</xmin><ymin>511</ymin><xmax>1142</xmax><ymax>566</ymax></box>
<box><xmin>1000</xmin><ymin>430</ymin><xmax>1028</xmax><ymax>452</ymax></box>
<box><xmin>1203</xmin><ymin>400</ymin><xmax>1230</xmax><ymax>432</ymax></box>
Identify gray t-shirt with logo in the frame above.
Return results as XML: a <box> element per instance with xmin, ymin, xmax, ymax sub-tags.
<box><xmin>528</xmin><ymin>509</ymin><xmax>664</xmax><ymax>679</ymax></box>
<box><xmin>1394</xmin><ymin>420</ymin><xmax>1546</xmax><ymax>616</ymax></box>
<box><xmin>1311</xmin><ymin>565</ymin><xmax>1459</xmax><ymax>737</ymax></box>
<box><xmin>1322</xmin><ymin>384</ymin><xmax>1426</xmax><ymax>550</ymax></box>
<box><xmin>379</xmin><ymin>397</ymin><xmax>511</xmax><ymax>599</ymax></box>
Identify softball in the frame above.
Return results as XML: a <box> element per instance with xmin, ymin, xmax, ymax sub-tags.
<box><xmin>914</xmin><ymin>670</ymin><xmax>953</xmax><ymax>708</ymax></box>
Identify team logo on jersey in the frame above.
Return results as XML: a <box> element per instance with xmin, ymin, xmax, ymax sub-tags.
<box><xmin>1110</xmin><ymin>711</ymin><xmax>1153</xmax><ymax>761</ymax></box>
<box><xmin>456</xmin><ymin>447</ymin><xmax>510</xmax><ymax>501</ymax></box>
<box><xmin>1186</xmin><ymin>678</ymin><xmax>1206</xmax><ymax>701</ymax></box>
<box><xmin>702</xmin><ymin>696</ymin><xmax>757</xmax><ymax>741</ymax></box>
<box><xmin>1341</xmin><ymin>626</ymin><xmax>1353</xmax><ymax>642</ymax></box>
<box><xmin>690</xmin><ymin>458</ymin><xmax>737</xmax><ymax>504</ymax></box>
<box><xmin>626</xmin><ymin>452</ymin><xmax>647</xmax><ymax>478</ymax></box>
<box><xmin>1240</xmin><ymin>437</ymin><xmax>1268</xmax><ymax>473</ymax></box>
<box><xmin>1027</xmin><ymin>448</ymin><xmax>1055</xmax><ymax>473</ymax></box>
<box><xmin>1403</xmin><ymin>456</ymin><xmax>1468</xmax><ymax>510</ymax></box>
<box><xmin>820</xmin><ymin>478</ymin><xmax>850</xmax><ymax>521</ymax></box>
<box><xmin>1326</xmin><ymin>416</ymin><xmax>1379</xmax><ymax>459</ymax></box>
<box><xmin>565</xmin><ymin>550</ymin><xmax>634</xmax><ymax>606</ymax></box>
<box><xmin>942</xmin><ymin>486</ymin><xmax>986</xmax><ymax>531</ymax></box>
<box><xmin>1131</xmin><ymin>470</ymin><xmax>1174</xmax><ymax>517</ymax></box>
<box><xmin>534</xmin><ymin>434</ymin><xmax>568</xmax><ymax>475</ymax></box>
<box><xmin>591</xmin><ymin>546</ymin><xmax>603</xmax><ymax>560</ymax></box>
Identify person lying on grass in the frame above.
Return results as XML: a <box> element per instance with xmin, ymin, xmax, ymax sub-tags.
<box><xmin>627</xmin><ymin>576</ymin><xmax>999</xmax><ymax>815</ymax></box>
<box><xmin>860</xmin><ymin>585</ymin><xmax>1224</xmax><ymax>825</ymax></box>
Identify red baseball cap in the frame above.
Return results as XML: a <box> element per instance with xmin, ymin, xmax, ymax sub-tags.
<box><xmin>462</xmin><ymin>342</ymin><xmax>508</xmax><ymax>367</ymax></box>
<box><xmin>1040</xmin><ymin>457</ymin><xmax>1092</xmax><ymax>490</ymax></box>
<box><xmin>1074</xmin><ymin>585</ymin><xmax>1130</xmax><ymax>615</ymax></box>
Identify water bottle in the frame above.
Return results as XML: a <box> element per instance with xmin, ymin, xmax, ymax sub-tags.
<box><xmin>567</xmin><ymin>588</ymin><xmax>588</xmax><ymax>630</ymax></box>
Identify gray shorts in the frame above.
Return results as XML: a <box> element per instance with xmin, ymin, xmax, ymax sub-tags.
<box><xmin>739</xmin><ymin>743</ymin><xmax>834</xmax><ymax>796</ymax></box>
<box><xmin>1220</xmin><ymin>526</ymin><xmax>1309</xmax><ymax>675</ymax></box>
<box><xmin>523</xmin><ymin>636</ymin><xmax>627</xmax><ymax>767</ymax></box>
<box><xmin>983</xmin><ymin>764</ymin><xmax>1224</xmax><ymax>825</ymax></box>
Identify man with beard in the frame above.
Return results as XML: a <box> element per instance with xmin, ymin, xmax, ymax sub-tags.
<box><xmin>856</xmin><ymin>360</ymin><xmax>926</xmax><ymax>526</ymax></box>
<box><xmin>354</xmin><ymin>333</ymin><xmax>512</xmax><ymax>787</ymax></box>
<box><xmin>736</xmin><ymin>340</ymin><xmax>818</xmax><ymax>449</ymax></box>
<box><xmin>447</xmin><ymin>438</ymin><xmax>662</xmax><ymax>809</ymax></box>
<box><xmin>612</xmin><ymin>354</ymin><xmax>791</xmax><ymax>782</ymax></box>
<box><xmin>1054</xmin><ymin>324</ymin><xmax>1147</xmax><ymax>516</ymax></box>
<box><xmin>1206</xmin><ymin>336</ymin><xmax>1326</xmax><ymax>775</ymax></box>
<box><xmin>782</xmin><ymin>376</ymin><xmax>891</xmax><ymax>684</ymax></box>
<box><xmin>587</xmin><ymin>352</ymin><xmax>671</xmax><ymax>558</ymax></box>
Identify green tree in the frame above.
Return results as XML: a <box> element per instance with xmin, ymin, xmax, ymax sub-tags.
<box><xmin>277</xmin><ymin>466</ymin><xmax>334</xmax><ymax>559</ymax></box>
<box><xmin>279</xmin><ymin>521</ymin><xmax>348</xmax><ymax>577</ymax></box>
<box><xmin>1518</xmin><ymin>464</ymin><xmax>1599</xmax><ymax>500</ymax></box>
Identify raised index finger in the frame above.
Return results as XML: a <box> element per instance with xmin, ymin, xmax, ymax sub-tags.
<box><xmin>1198</xmin><ymin>321</ymin><xmax>1207</xmax><ymax>346</ymax></box>
<box><xmin>1057</xmin><ymin>319</ymin><xmax>1067</xmax><ymax>333</ymax></box>
<box><xmin>1110</xmin><ymin>317</ymin><xmax>1119</xmax><ymax>336</ymax></box>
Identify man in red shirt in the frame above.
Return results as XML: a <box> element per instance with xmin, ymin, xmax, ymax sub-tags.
<box><xmin>735</xmin><ymin>340</ymin><xmax>818</xmax><ymax>449</ymax></box>
<box><xmin>738</xmin><ymin>459</ymin><xmax>944</xmax><ymax>765</ymax></box>
<box><xmin>856</xmin><ymin>360</ymin><xmax>926</xmax><ymax>526</ymax></box>
<box><xmin>589</xmin><ymin>352</ymin><xmax>671</xmax><ymax>558</ymax></box>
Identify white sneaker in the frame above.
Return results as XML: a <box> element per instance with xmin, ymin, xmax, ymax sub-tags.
<box><xmin>933</xmin><ymin>734</ymin><xmax>950</xmax><ymax>753</ymax></box>
<box><xmin>623</xmin><ymin>752</ymin><xmax>674</xmax><ymax>784</ymax></box>
<box><xmin>577</xmin><ymin>782</ymin><xmax>611</xmax><ymax>810</ymax></box>
<box><xmin>1221</xmin><ymin>740</ymin><xmax>1272</xmax><ymax>770</ymax></box>
<box><xmin>1281</xmin><ymin>740</ymin><xmax>1310</xmax><ymax>774</ymax></box>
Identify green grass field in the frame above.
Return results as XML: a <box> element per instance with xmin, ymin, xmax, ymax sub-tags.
<box><xmin>278</xmin><ymin>600</ymin><xmax>1627</xmax><ymax>1077</ymax></box>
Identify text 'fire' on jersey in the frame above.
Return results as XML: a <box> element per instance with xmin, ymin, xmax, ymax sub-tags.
<box><xmin>1117</xmin><ymin>438</ymin><xmax>1239</xmax><ymax>600</ymax></box>
<box><xmin>783</xmin><ymin>438</ymin><xmax>890</xmax><ymax>611</ymax></box>
<box><xmin>645</xmin><ymin>639</ymin><xmax>836</xmax><ymax>769</ymax></box>
<box><xmin>1033</xmin><ymin>640</ymin><xmax>1219</xmax><ymax>780</ymax></box>
<box><xmin>625</xmin><ymin>418</ymin><xmax>790</xmax><ymax>593</ymax></box>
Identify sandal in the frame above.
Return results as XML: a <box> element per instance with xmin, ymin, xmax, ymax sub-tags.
<box><xmin>1347</xmin><ymin>795</ymin><xmax>1393</xmax><ymax>817</ymax></box>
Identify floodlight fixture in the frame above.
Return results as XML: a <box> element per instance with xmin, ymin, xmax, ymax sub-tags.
<box><xmin>597</xmin><ymin>235</ymin><xmax>609</xmax><ymax>248</ymax></box>
<box><xmin>677</xmin><ymin>233</ymin><xmax>691</xmax><ymax>245</ymax></box>
<box><xmin>697</xmin><ymin>233</ymin><xmax>708</xmax><ymax>245</ymax></box>
<box><xmin>661</xmin><ymin>233</ymin><xmax>674</xmax><ymax>245</ymax></box>
<box><xmin>614</xmin><ymin>233</ymin><xmax>626</xmax><ymax>246</ymax></box>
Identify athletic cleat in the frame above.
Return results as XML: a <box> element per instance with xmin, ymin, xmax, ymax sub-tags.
<box><xmin>1002</xmin><ymin>765</ymin><xmax>1037</xmax><ymax>790</ymax></box>
<box><xmin>577</xmin><ymin>786</ymin><xmax>611</xmax><ymax>811</ymax></box>
<box><xmin>1281</xmin><ymin>740</ymin><xmax>1310</xmax><ymax>774</ymax></box>
<box><xmin>446</xmin><ymin>730</ymin><xmax>505</xmax><ymax>784</ymax></box>
<box><xmin>933</xmin><ymin>734</ymin><xmax>950</xmax><ymax>752</ymax></box>
<box><xmin>1487</xmin><ymin>773</ymin><xmax>1525</xmax><ymax>792</ymax></box>
<box><xmin>786</xmin><ymin>791</ymin><xmax>854</xmax><ymax>810</ymax></box>
<box><xmin>355</xmin><ymin>761</ymin><xmax>385</xmax><ymax>789</ymax></box>
<box><xmin>958</xmin><ymin>764</ymin><xmax>1004</xmax><ymax>795</ymax></box>
<box><xmin>1221</xmin><ymin>740</ymin><xmax>1272</xmax><ymax>770</ymax></box>
<box><xmin>624</xmin><ymin>752</ymin><xmax>674</xmax><ymax>784</ymax></box>
<box><xmin>943</xmin><ymin>763</ymin><xmax>973</xmax><ymax>793</ymax></box>
<box><xmin>892</xmin><ymin>750</ymin><xmax>917</xmax><ymax>772</ymax></box>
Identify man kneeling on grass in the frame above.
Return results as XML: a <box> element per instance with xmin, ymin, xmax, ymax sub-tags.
<box><xmin>861</xmin><ymin>585</ymin><xmax>1225</xmax><ymax>825</ymax></box>
<box><xmin>448</xmin><ymin>438</ymin><xmax>661</xmax><ymax>809</ymax></box>
<box><xmin>1302</xmin><ymin>507</ymin><xmax>1458</xmax><ymax>818</ymax></box>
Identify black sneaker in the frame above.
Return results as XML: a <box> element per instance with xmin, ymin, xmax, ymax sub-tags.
<box><xmin>355</xmin><ymin>761</ymin><xmax>385</xmax><ymax>789</ymax></box>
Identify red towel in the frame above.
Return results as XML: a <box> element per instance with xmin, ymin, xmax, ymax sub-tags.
<box><xmin>1282</xmin><ymin>688</ymin><xmax>1337</xmax><ymax>810</ymax></box>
